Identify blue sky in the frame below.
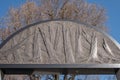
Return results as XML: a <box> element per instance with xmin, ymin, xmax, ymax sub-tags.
<box><xmin>87</xmin><ymin>0</ymin><xmax>120</xmax><ymax>43</ymax></box>
<box><xmin>0</xmin><ymin>0</ymin><xmax>120</xmax><ymax>43</ymax></box>
<box><xmin>0</xmin><ymin>0</ymin><xmax>26</xmax><ymax>16</ymax></box>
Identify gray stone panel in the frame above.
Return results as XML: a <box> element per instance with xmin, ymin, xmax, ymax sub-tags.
<box><xmin>0</xmin><ymin>20</ymin><xmax>120</xmax><ymax>64</ymax></box>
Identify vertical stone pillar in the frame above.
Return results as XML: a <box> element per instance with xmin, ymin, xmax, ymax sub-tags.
<box><xmin>0</xmin><ymin>70</ymin><xmax>4</xmax><ymax>80</ymax></box>
<box><xmin>116</xmin><ymin>69</ymin><xmax>120</xmax><ymax>80</ymax></box>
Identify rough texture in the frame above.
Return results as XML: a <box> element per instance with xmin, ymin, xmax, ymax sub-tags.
<box><xmin>0</xmin><ymin>20</ymin><xmax>120</xmax><ymax>64</ymax></box>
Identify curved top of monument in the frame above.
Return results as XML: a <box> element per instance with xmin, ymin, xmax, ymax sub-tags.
<box><xmin>0</xmin><ymin>20</ymin><xmax>120</xmax><ymax>64</ymax></box>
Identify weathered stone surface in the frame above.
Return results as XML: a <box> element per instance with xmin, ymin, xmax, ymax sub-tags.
<box><xmin>0</xmin><ymin>20</ymin><xmax>120</xmax><ymax>64</ymax></box>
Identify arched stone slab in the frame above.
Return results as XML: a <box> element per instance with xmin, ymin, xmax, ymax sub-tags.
<box><xmin>0</xmin><ymin>20</ymin><xmax>120</xmax><ymax>64</ymax></box>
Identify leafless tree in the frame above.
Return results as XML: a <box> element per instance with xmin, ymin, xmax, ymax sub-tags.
<box><xmin>0</xmin><ymin>0</ymin><xmax>107</xmax><ymax>41</ymax></box>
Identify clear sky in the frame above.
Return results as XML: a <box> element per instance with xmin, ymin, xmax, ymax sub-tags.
<box><xmin>0</xmin><ymin>0</ymin><xmax>26</xmax><ymax>16</ymax></box>
<box><xmin>87</xmin><ymin>0</ymin><xmax>120</xmax><ymax>43</ymax></box>
<box><xmin>0</xmin><ymin>0</ymin><xmax>120</xmax><ymax>43</ymax></box>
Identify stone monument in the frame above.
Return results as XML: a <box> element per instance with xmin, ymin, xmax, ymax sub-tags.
<box><xmin>0</xmin><ymin>20</ymin><xmax>120</xmax><ymax>80</ymax></box>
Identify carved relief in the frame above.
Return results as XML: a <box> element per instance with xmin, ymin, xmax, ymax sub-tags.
<box><xmin>0</xmin><ymin>21</ymin><xmax>120</xmax><ymax>64</ymax></box>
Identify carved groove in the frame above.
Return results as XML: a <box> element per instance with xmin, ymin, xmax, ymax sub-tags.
<box><xmin>0</xmin><ymin>21</ymin><xmax>120</xmax><ymax>64</ymax></box>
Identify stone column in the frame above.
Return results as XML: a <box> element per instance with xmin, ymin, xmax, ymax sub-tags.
<box><xmin>0</xmin><ymin>70</ymin><xmax>4</xmax><ymax>80</ymax></box>
<box><xmin>116</xmin><ymin>69</ymin><xmax>120</xmax><ymax>80</ymax></box>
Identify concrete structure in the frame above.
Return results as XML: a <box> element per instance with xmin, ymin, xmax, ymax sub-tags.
<box><xmin>0</xmin><ymin>20</ymin><xmax>120</xmax><ymax>80</ymax></box>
